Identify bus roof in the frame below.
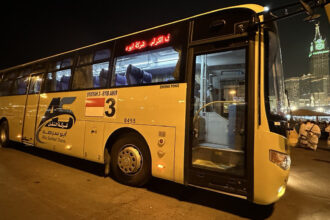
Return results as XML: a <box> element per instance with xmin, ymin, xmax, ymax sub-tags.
<box><xmin>1</xmin><ymin>4</ymin><xmax>264</xmax><ymax>73</ymax></box>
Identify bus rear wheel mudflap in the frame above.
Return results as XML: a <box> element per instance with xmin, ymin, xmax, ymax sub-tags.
<box><xmin>0</xmin><ymin>120</ymin><xmax>9</xmax><ymax>148</ymax></box>
<box><xmin>110</xmin><ymin>133</ymin><xmax>151</xmax><ymax>186</ymax></box>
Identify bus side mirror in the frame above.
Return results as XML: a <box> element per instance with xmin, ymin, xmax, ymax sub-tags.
<box><xmin>299</xmin><ymin>0</ymin><xmax>321</xmax><ymax>22</ymax></box>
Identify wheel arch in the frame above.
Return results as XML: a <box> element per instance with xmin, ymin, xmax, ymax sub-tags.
<box><xmin>104</xmin><ymin>127</ymin><xmax>151</xmax><ymax>161</ymax></box>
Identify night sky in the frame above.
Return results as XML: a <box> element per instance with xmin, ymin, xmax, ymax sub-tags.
<box><xmin>0</xmin><ymin>1</ymin><xmax>329</xmax><ymax>78</ymax></box>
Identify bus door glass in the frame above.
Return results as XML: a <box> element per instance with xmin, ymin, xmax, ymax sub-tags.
<box><xmin>192</xmin><ymin>48</ymin><xmax>247</xmax><ymax>177</ymax></box>
<box><xmin>22</xmin><ymin>74</ymin><xmax>43</xmax><ymax>144</ymax></box>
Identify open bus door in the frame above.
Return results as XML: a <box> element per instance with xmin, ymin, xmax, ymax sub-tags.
<box><xmin>187</xmin><ymin>39</ymin><xmax>254</xmax><ymax>199</ymax></box>
<box><xmin>185</xmin><ymin>0</ymin><xmax>329</xmax><ymax>201</ymax></box>
<box><xmin>184</xmin><ymin>7</ymin><xmax>257</xmax><ymax>199</ymax></box>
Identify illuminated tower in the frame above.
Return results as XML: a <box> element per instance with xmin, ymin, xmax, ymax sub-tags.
<box><xmin>308</xmin><ymin>23</ymin><xmax>329</xmax><ymax>106</ymax></box>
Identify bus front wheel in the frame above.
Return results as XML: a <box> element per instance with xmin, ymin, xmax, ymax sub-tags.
<box><xmin>0</xmin><ymin>120</ymin><xmax>9</xmax><ymax>148</ymax></box>
<box><xmin>110</xmin><ymin>133</ymin><xmax>151</xmax><ymax>186</ymax></box>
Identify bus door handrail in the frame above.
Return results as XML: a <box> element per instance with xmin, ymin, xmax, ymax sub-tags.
<box><xmin>193</xmin><ymin>100</ymin><xmax>246</xmax><ymax>124</ymax></box>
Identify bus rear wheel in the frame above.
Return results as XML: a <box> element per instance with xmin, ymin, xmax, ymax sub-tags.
<box><xmin>110</xmin><ymin>133</ymin><xmax>151</xmax><ymax>186</ymax></box>
<box><xmin>0</xmin><ymin>121</ymin><xmax>9</xmax><ymax>148</ymax></box>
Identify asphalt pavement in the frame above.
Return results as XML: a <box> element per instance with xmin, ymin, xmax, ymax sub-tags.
<box><xmin>0</xmin><ymin>140</ymin><xmax>329</xmax><ymax>220</ymax></box>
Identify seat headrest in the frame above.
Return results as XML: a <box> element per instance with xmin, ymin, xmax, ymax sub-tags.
<box><xmin>126</xmin><ymin>64</ymin><xmax>152</xmax><ymax>85</ymax></box>
<box><xmin>60</xmin><ymin>75</ymin><xmax>70</xmax><ymax>83</ymax></box>
<box><xmin>100</xmin><ymin>69</ymin><xmax>108</xmax><ymax>78</ymax></box>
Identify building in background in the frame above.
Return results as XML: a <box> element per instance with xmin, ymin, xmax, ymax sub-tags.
<box><xmin>285</xmin><ymin>23</ymin><xmax>329</xmax><ymax>113</ymax></box>
<box><xmin>285</xmin><ymin>76</ymin><xmax>300</xmax><ymax>109</ymax></box>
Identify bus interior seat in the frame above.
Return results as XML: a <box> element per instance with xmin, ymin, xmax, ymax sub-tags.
<box><xmin>17</xmin><ymin>79</ymin><xmax>27</xmax><ymax>94</ymax></box>
<box><xmin>99</xmin><ymin>69</ymin><xmax>108</xmax><ymax>87</ymax></box>
<box><xmin>115</xmin><ymin>74</ymin><xmax>127</xmax><ymax>86</ymax></box>
<box><xmin>142</xmin><ymin>71</ymin><xmax>152</xmax><ymax>83</ymax></box>
<box><xmin>56</xmin><ymin>80</ymin><xmax>61</xmax><ymax>91</ymax></box>
<box><xmin>60</xmin><ymin>75</ymin><xmax>70</xmax><ymax>90</ymax></box>
<box><xmin>126</xmin><ymin>64</ymin><xmax>152</xmax><ymax>85</ymax></box>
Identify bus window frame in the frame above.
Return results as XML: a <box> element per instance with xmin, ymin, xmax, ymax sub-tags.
<box><xmin>15</xmin><ymin>75</ymin><xmax>30</xmax><ymax>95</ymax></box>
<box><xmin>42</xmin><ymin>55</ymin><xmax>75</xmax><ymax>93</ymax></box>
<box><xmin>0</xmin><ymin>68</ymin><xmax>32</xmax><ymax>96</ymax></box>
<box><xmin>263</xmin><ymin>23</ymin><xmax>288</xmax><ymax>137</ymax></box>
<box><xmin>28</xmin><ymin>73</ymin><xmax>44</xmax><ymax>95</ymax></box>
<box><xmin>27</xmin><ymin>63</ymin><xmax>46</xmax><ymax>95</ymax></box>
<box><xmin>70</xmin><ymin>44</ymin><xmax>113</xmax><ymax>92</ymax></box>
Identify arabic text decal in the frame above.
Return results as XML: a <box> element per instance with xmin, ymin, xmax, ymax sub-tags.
<box><xmin>36</xmin><ymin>97</ymin><xmax>76</xmax><ymax>143</ymax></box>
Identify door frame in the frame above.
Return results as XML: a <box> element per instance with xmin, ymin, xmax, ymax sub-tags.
<box><xmin>184</xmin><ymin>35</ymin><xmax>256</xmax><ymax>200</ymax></box>
<box><xmin>21</xmin><ymin>73</ymin><xmax>43</xmax><ymax>145</ymax></box>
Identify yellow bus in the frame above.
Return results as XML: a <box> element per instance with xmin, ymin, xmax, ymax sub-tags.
<box><xmin>0</xmin><ymin>4</ymin><xmax>294</xmax><ymax>205</ymax></box>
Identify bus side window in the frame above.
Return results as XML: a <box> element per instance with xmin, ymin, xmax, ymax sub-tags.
<box><xmin>57</xmin><ymin>70</ymin><xmax>71</xmax><ymax>91</ymax></box>
<box><xmin>72</xmin><ymin>49</ymin><xmax>110</xmax><ymax>90</ymax></box>
<box><xmin>73</xmin><ymin>64</ymin><xmax>93</xmax><ymax>89</ymax></box>
<box><xmin>15</xmin><ymin>69</ymin><xmax>30</xmax><ymax>95</ymax></box>
<box><xmin>93</xmin><ymin>62</ymin><xmax>109</xmax><ymax>88</ymax></box>
<box><xmin>45</xmin><ymin>72</ymin><xmax>55</xmax><ymax>92</ymax></box>
<box><xmin>112</xmin><ymin>46</ymin><xmax>180</xmax><ymax>87</ymax></box>
<box><xmin>0</xmin><ymin>71</ymin><xmax>27</xmax><ymax>96</ymax></box>
<box><xmin>28</xmin><ymin>75</ymin><xmax>42</xmax><ymax>94</ymax></box>
<box><xmin>45</xmin><ymin>58</ymin><xmax>73</xmax><ymax>92</ymax></box>
<box><xmin>2</xmin><ymin>80</ymin><xmax>14</xmax><ymax>96</ymax></box>
<box><xmin>16</xmin><ymin>77</ymin><xmax>29</xmax><ymax>95</ymax></box>
<box><xmin>5</xmin><ymin>71</ymin><xmax>18</xmax><ymax>95</ymax></box>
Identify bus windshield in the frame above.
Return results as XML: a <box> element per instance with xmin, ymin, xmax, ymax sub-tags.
<box><xmin>265</xmin><ymin>24</ymin><xmax>288</xmax><ymax>135</ymax></box>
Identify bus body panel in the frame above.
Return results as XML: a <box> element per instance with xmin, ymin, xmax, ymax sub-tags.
<box><xmin>35</xmin><ymin>92</ymin><xmax>86</xmax><ymax>158</ymax></box>
<box><xmin>32</xmin><ymin>83</ymin><xmax>187</xmax><ymax>183</ymax></box>
<box><xmin>22</xmin><ymin>93</ymin><xmax>40</xmax><ymax>144</ymax></box>
<box><xmin>253</xmin><ymin>29</ymin><xmax>289</xmax><ymax>205</ymax></box>
<box><xmin>84</xmin><ymin>121</ymin><xmax>105</xmax><ymax>161</ymax></box>
<box><xmin>0</xmin><ymin>95</ymin><xmax>26</xmax><ymax>142</ymax></box>
<box><xmin>254</xmin><ymin>130</ymin><xmax>289</xmax><ymax>204</ymax></box>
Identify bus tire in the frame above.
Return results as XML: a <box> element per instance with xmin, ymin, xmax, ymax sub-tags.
<box><xmin>0</xmin><ymin>120</ymin><xmax>9</xmax><ymax>148</ymax></box>
<box><xmin>110</xmin><ymin>133</ymin><xmax>151</xmax><ymax>186</ymax></box>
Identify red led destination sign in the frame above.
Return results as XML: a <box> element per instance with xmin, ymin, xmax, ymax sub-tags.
<box><xmin>125</xmin><ymin>33</ymin><xmax>171</xmax><ymax>52</ymax></box>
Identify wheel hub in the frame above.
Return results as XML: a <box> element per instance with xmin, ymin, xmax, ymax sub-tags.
<box><xmin>117</xmin><ymin>146</ymin><xmax>142</xmax><ymax>174</ymax></box>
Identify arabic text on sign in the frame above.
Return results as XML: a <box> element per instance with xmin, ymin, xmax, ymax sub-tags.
<box><xmin>125</xmin><ymin>40</ymin><xmax>147</xmax><ymax>52</ymax></box>
<box><xmin>149</xmin><ymin>34</ymin><xmax>171</xmax><ymax>47</ymax></box>
<box><xmin>125</xmin><ymin>34</ymin><xmax>171</xmax><ymax>52</ymax></box>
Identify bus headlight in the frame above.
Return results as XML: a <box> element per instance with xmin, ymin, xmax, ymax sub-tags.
<box><xmin>269</xmin><ymin>150</ymin><xmax>291</xmax><ymax>170</ymax></box>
